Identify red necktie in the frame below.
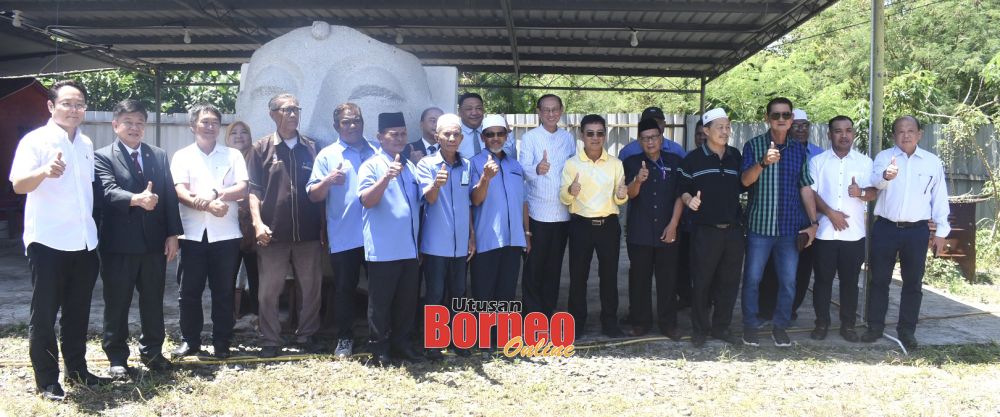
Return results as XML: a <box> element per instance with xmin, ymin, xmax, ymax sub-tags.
<box><xmin>131</xmin><ymin>151</ymin><xmax>144</xmax><ymax>179</ymax></box>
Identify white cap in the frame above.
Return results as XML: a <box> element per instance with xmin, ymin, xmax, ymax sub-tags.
<box><xmin>482</xmin><ymin>114</ymin><xmax>508</xmax><ymax>131</ymax></box>
<box><xmin>702</xmin><ymin>108</ymin><xmax>728</xmax><ymax>125</ymax></box>
<box><xmin>793</xmin><ymin>109</ymin><xmax>808</xmax><ymax>121</ymax></box>
<box><xmin>436</xmin><ymin>113</ymin><xmax>462</xmax><ymax>131</ymax></box>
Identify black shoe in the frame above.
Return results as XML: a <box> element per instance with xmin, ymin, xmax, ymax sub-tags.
<box><xmin>898</xmin><ymin>333</ymin><xmax>919</xmax><ymax>350</ymax></box>
<box><xmin>141</xmin><ymin>354</ymin><xmax>174</xmax><ymax>371</ymax></box>
<box><xmin>742</xmin><ymin>327</ymin><xmax>760</xmax><ymax>347</ymax></box>
<box><xmin>860</xmin><ymin>328</ymin><xmax>883</xmax><ymax>343</ymax></box>
<box><xmin>772</xmin><ymin>328</ymin><xmax>792</xmax><ymax>347</ymax></box>
<box><xmin>334</xmin><ymin>338</ymin><xmax>354</xmax><ymax>359</ymax></box>
<box><xmin>294</xmin><ymin>337</ymin><xmax>320</xmax><ymax>354</ymax></box>
<box><xmin>259</xmin><ymin>346</ymin><xmax>280</xmax><ymax>358</ymax></box>
<box><xmin>214</xmin><ymin>345</ymin><xmax>231</xmax><ymax>359</ymax></box>
<box><xmin>839</xmin><ymin>326</ymin><xmax>859</xmax><ymax>343</ymax></box>
<box><xmin>425</xmin><ymin>348</ymin><xmax>445</xmax><ymax>361</ymax></box>
<box><xmin>711</xmin><ymin>329</ymin><xmax>737</xmax><ymax>344</ymax></box>
<box><xmin>810</xmin><ymin>326</ymin><xmax>829</xmax><ymax>341</ymax></box>
<box><xmin>450</xmin><ymin>346</ymin><xmax>472</xmax><ymax>358</ymax></box>
<box><xmin>691</xmin><ymin>334</ymin><xmax>707</xmax><ymax>348</ymax></box>
<box><xmin>66</xmin><ymin>371</ymin><xmax>112</xmax><ymax>388</ymax></box>
<box><xmin>660</xmin><ymin>327</ymin><xmax>682</xmax><ymax>341</ymax></box>
<box><xmin>631</xmin><ymin>325</ymin><xmax>650</xmax><ymax>337</ymax></box>
<box><xmin>39</xmin><ymin>383</ymin><xmax>65</xmax><ymax>401</ymax></box>
<box><xmin>602</xmin><ymin>325</ymin><xmax>625</xmax><ymax>338</ymax></box>
<box><xmin>391</xmin><ymin>346</ymin><xmax>426</xmax><ymax>363</ymax></box>
<box><xmin>108</xmin><ymin>365</ymin><xmax>134</xmax><ymax>380</ymax></box>
<box><xmin>791</xmin><ymin>311</ymin><xmax>799</xmax><ymax>321</ymax></box>
<box><xmin>172</xmin><ymin>342</ymin><xmax>201</xmax><ymax>358</ymax></box>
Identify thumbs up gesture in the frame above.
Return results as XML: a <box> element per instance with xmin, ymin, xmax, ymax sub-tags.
<box><xmin>762</xmin><ymin>141</ymin><xmax>781</xmax><ymax>166</ymax></box>
<box><xmin>687</xmin><ymin>190</ymin><xmax>702</xmax><ymax>211</ymax></box>
<box><xmin>433</xmin><ymin>163</ymin><xmax>449</xmax><ymax>188</ymax></box>
<box><xmin>327</xmin><ymin>161</ymin><xmax>347</xmax><ymax>185</ymax></box>
<box><xmin>483</xmin><ymin>154</ymin><xmax>499</xmax><ymax>179</ymax></box>
<box><xmin>568</xmin><ymin>173</ymin><xmax>582</xmax><ymax>197</ymax></box>
<box><xmin>848</xmin><ymin>176</ymin><xmax>862</xmax><ymax>198</ymax></box>
<box><xmin>386</xmin><ymin>153</ymin><xmax>403</xmax><ymax>180</ymax></box>
<box><xmin>615</xmin><ymin>175</ymin><xmax>628</xmax><ymax>199</ymax></box>
<box><xmin>883</xmin><ymin>156</ymin><xmax>899</xmax><ymax>181</ymax></box>
<box><xmin>636</xmin><ymin>160</ymin><xmax>650</xmax><ymax>183</ymax></box>
<box><xmin>536</xmin><ymin>149</ymin><xmax>551</xmax><ymax>175</ymax></box>
<box><xmin>131</xmin><ymin>181</ymin><xmax>159</xmax><ymax>211</ymax></box>
<box><xmin>44</xmin><ymin>151</ymin><xmax>66</xmax><ymax>178</ymax></box>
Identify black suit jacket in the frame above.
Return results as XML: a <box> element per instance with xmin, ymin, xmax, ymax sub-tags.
<box><xmin>94</xmin><ymin>140</ymin><xmax>183</xmax><ymax>254</ymax></box>
<box><xmin>402</xmin><ymin>138</ymin><xmax>436</xmax><ymax>163</ymax></box>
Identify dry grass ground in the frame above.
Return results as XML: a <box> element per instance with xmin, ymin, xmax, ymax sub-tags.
<box><xmin>0</xmin><ymin>326</ymin><xmax>998</xmax><ymax>417</ymax></box>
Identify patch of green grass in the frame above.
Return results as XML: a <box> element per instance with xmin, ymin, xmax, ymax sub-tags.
<box><xmin>924</xmin><ymin>254</ymin><xmax>1000</xmax><ymax>304</ymax></box>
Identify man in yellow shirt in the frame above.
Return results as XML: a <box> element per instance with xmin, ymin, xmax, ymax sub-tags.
<box><xmin>560</xmin><ymin>114</ymin><xmax>629</xmax><ymax>337</ymax></box>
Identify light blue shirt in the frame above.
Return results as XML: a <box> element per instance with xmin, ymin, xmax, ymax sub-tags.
<box><xmin>618</xmin><ymin>136</ymin><xmax>686</xmax><ymax>160</ymax></box>
<box><xmin>307</xmin><ymin>139</ymin><xmax>377</xmax><ymax>253</ymax></box>
<box><xmin>416</xmin><ymin>153</ymin><xmax>472</xmax><ymax>258</ymax></box>
<box><xmin>470</xmin><ymin>150</ymin><xmax>526</xmax><ymax>253</ymax></box>
<box><xmin>518</xmin><ymin>125</ymin><xmax>577</xmax><ymax>222</ymax></box>
<box><xmin>358</xmin><ymin>150</ymin><xmax>421</xmax><ymax>261</ymax></box>
<box><xmin>808</xmin><ymin>143</ymin><xmax>824</xmax><ymax>158</ymax></box>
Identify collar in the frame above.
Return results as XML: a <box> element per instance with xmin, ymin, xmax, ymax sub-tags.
<box><xmin>45</xmin><ymin>118</ymin><xmax>79</xmax><ymax>144</ymax></box>
<box><xmin>421</xmin><ymin>137</ymin><xmax>436</xmax><ymax>149</ymax></box>
<box><xmin>701</xmin><ymin>143</ymin><xmax>732</xmax><ymax>158</ymax></box>
<box><xmin>432</xmin><ymin>151</ymin><xmax>464</xmax><ymax>167</ymax></box>
<box><xmin>461</xmin><ymin>122</ymin><xmax>481</xmax><ymax>134</ymax></box>
<box><xmin>892</xmin><ymin>145</ymin><xmax>928</xmax><ymax>159</ymax></box>
<box><xmin>337</xmin><ymin>138</ymin><xmax>375</xmax><ymax>154</ymax></box>
<box><xmin>271</xmin><ymin>131</ymin><xmax>300</xmax><ymax>146</ymax></box>
<box><xmin>116</xmin><ymin>138</ymin><xmax>141</xmax><ymax>153</ymax></box>
<box><xmin>578</xmin><ymin>148</ymin><xmax>608</xmax><ymax>162</ymax></box>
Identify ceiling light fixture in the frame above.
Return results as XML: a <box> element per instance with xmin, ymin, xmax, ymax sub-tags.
<box><xmin>630</xmin><ymin>30</ymin><xmax>639</xmax><ymax>47</ymax></box>
<box><xmin>395</xmin><ymin>30</ymin><xmax>404</xmax><ymax>44</ymax></box>
<box><xmin>183</xmin><ymin>28</ymin><xmax>191</xmax><ymax>44</ymax></box>
<box><xmin>12</xmin><ymin>10</ymin><xmax>23</xmax><ymax>28</ymax></box>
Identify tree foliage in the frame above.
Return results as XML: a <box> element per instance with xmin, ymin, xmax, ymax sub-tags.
<box><xmin>39</xmin><ymin>70</ymin><xmax>239</xmax><ymax>113</ymax></box>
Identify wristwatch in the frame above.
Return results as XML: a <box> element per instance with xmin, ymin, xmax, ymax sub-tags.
<box><xmin>212</xmin><ymin>188</ymin><xmax>220</xmax><ymax>199</ymax></box>
<box><xmin>860</xmin><ymin>190</ymin><xmax>867</xmax><ymax>198</ymax></box>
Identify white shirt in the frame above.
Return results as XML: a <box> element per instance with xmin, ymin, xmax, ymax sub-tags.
<box><xmin>519</xmin><ymin>125</ymin><xmax>577</xmax><ymax>222</ymax></box>
<box><xmin>421</xmin><ymin>137</ymin><xmax>438</xmax><ymax>154</ymax></box>
<box><xmin>873</xmin><ymin>145</ymin><xmax>951</xmax><ymax>238</ymax></box>
<box><xmin>283</xmin><ymin>135</ymin><xmax>298</xmax><ymax>149</ymax></box>
<box><xmin>9</xmin><ymin>119</ymin><xmax>98</xmax><ymax>252</ymax></box>
<box><xmin>170</xmin><ymin>141</ymin><xmax>249</xmax><ymax>242</ymax></box>
<box><xmin>809</xmin><ymin>149</ymin><xmax>872</xmax><ymax>241</ymax></box>
<box><xmin>119</xmin><ymin>139</ymin><xmax>143</xmax><ymax>171</ymax></box>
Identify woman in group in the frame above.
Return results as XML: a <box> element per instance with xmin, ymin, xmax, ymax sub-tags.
<box><xmin>224</xmin><ymin>121</ymin><xmax>259</xmax><ymax>319</ymax></box>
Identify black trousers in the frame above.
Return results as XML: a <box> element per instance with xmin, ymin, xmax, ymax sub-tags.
<box><xmin>758</xmin><ymin>241</ymin><xmax>816</xmax><ymax>319</ymax></box>
<box><xmin>178</xmin><ymin>237</ymin><xmax>239</xmax><ymax>349</ymax></box>
<box><xmin>423</xmin><ymin>255</ymin><xmax>467</xmax><ymax>307</ymax></box>
<box><xmin>470</xmin><ymin>246</ymin><xmax>521</xmax><ymax>302</ymax></box>
<box><xmin>235</xmin><ymin>249</ymin><xmax>259</xmax><ymax>315</ymax></box>
<box><xmin>568</xmin><ymin>214</ymin><xmax>621</xmax><ymax>331</ymax></box>
<box><xmin>812</xmin><ymin>238</ymin><xmax>865</xmax><ymax>328</ymax></box>
<box><xmin>26</xmin><ymin>243</ymin><xmax>99</xmax><ymax>390</ymax></box>
<box><xmin>626</xmin><ymin>242</ymin><xmax>679</xmax><ymax>331</ymax></box>
<box><xmin>330</xmin><ymin>247</ymin><xmax>366</xmax><ymax>340</ymax></box>
<box><xmin>675</xmin><ymin>229</ymin><xmax>693</xmax><ymax>306</ymax></box>
<box><xmin>867</xmin><ymin>219</ymin><xmax>929</xmax><ymax>336</ymax></box>
<box><xmin>521</xmin><ymin>218</ymin><xmax>569</xmax><ymax>315</ymax></box>
<box><xmin>101</xmin><ymin>251</ymin><xmax>167</xmax><ymax>365</ymax></box>
<box><xmin>689</xmin><ymin>225</ymin><xmax>744</xmax><ymax>336</ymax></box>
<box><xmin>367</xmin><ymin>259</ymin><xmax>419</xmax><ymax>355</ymax></box>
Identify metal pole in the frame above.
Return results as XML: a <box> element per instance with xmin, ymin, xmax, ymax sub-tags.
<box><xmin>863</xmin><ymin>0</ymin><xmax>886</xmax><ymax>323</ymax></box>
<box><xmin>699</xmin><ymin>77</ymin><xmax>706</xmax><ymax>114</ymax></box>
<box><xmin>155</xmin><ymin>69</ymin><xmax>163</xmax><ymax>148</ymax></box>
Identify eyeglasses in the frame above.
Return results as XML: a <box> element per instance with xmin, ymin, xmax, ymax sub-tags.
<box><xmin>338</xmin><ymin>118</ymin><xmax>362</xmax><ymax>127</ymax></box>
<box><xmin>198</xmin><ymin>120</ymin><xmax>220</xmax><ymax>128</ymax></box>
<box><xmin>274</xmin><ymin>106</ymin><xmax>302</xmax><ymax>115</ymax></box>
<box><xmin>56</xmin><ymin>102</ymin><xmax>87</xmax><ymax>111</ymax></box>
<box><xmin>769</xmin><ymin>112</ymin><xmax>794</xmax><ymax>120</ymax></box>
<box><xmin>583</xmin><ymin>131</ymin><xmax>607</xmax><ymax>138</ymax></box>
<box><xmin>482</xmin><ymin>131</ymin><xmax>507</xmax><ymax>138</ymax></box>
<box><xmin>120</xmin><ymin>121</ymin><xmax>146</xmax><ymax>129</ymax></box>
<box><xmin>638</xmin><ymin>135</ymin><xmax>660</xmax><ymax>142</ymax></box>
<box><xmin>539</xmin><ymin>107</ymin><xmax>562</xmax><ymax>114</ymax></box>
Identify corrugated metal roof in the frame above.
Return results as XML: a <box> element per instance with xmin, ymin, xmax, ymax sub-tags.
<box><xmin>0</xmin><ymin>0</ymin><xmax>838</xmax><ymax>79</ymax></box>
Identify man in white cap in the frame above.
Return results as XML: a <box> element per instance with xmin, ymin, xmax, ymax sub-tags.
<box><xmin>679</xmin><ymin>108</ymin><xmax>746</xmax><ymax>347</ymax></box>
<box><xmin>470</xmin><ymin>114</ymin><xmax>528</xmax><ymax>351</ymax></box>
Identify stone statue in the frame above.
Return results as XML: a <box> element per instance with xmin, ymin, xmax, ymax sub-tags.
<box><xmin>236</xmin><ymin>22</ymin><xmax>457</xmax><ymax>147</ymax></box>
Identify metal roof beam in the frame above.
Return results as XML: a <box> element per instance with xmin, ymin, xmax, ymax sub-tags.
<box><xmin>457</xmin><ymin>65</ymin><xmax>705</xmax><ymax>78</ymax></box>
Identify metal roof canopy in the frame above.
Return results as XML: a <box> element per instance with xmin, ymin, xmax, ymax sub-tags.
<box><xmin>0</xmin><ymin>0</ymin><xmax>839</xmax><ymax>94</ymax></box>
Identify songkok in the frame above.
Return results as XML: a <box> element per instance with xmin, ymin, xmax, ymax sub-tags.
<box><xmin>640</xmin><ymin>106</ymin><xmax>666</xmax><ymax>120</ymax></box>
<box><xmin>378</xmin><ymin>112</ymin><xmax>405</xmax><ymax>131</ymax></box>
<box><xmin>637</xmin><ymin>117</ymin><xmax>661</xmax><ymax>133</ymax></box>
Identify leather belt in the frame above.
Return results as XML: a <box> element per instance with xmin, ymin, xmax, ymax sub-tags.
<box><xmin>877</xmin><ymin>216</ymin><xmax>928</xmax><ymax>228</ymax></box>
<box><xmin>697</xmin><ymin>223</ymin><xmax>732</xmax><ymax>229</ymax></box>
<box><xmin>572</xmin><ymin>214</ymin><xmax>613</xmax><ymax>226</ymax></box>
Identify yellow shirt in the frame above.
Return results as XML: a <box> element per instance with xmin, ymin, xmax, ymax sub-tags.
<box><xmin>559</xmin><ymin>148</ymin><xmax>628</xmax><ymax>217</ymax></box>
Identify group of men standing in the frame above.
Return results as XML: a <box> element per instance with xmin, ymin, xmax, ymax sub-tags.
<box><xmin>11</xmin><ymin>80</ymin><xmax>951</xmax><ymax>401</ymax></box>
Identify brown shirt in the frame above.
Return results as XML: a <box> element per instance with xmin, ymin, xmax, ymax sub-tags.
<box><xmin>247</xmin><ymin>132</ymin><xmax>322</xmax><ymax>243</ymax></box>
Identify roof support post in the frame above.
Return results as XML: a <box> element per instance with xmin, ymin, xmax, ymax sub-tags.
<box><xmin>863</xmin><ymin>0</ymin><xmax>886</xmax><ymax>323</ymax></box>
<box><xmin>155</xmin><ymin>69</ymin><xmax>163</xmax><ymax>148</ymax></box>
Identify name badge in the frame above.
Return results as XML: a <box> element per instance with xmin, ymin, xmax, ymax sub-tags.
<box><xmin>461</xmin><ymin>170</ymin><xmax>470</xmax><ymax>186</ymax></box>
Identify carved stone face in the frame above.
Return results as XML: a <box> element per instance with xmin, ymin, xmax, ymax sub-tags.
<box><xmin>236</xmin><ymin>22</ymin><xmax>441</xmax><ymax>146</ymax></box>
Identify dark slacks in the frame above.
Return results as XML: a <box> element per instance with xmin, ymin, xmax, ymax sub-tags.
<box><xmin>178</xmin><ymin>237</ymin><xmax>239</xmax><ymax>349</ymax></box>
<box><xmin>101</xmin><ymin>251</ymin><xmax>167</xmax><ymax>365</ymax></box>
<box><xmin>26</xmin><ymin>243</ymin><xmax>99</xmax><ymax>390</ymax></box>
<box><xmin>330</xmin><ymin>247</ymin><xmax>366</xmax><ymax>340</ymax></box>
<box><xmin>367</xmin><ymin>259</ymin><xmax>419</xmax><ymax>355</ymax></box>
<box><xmin>423</xmin><ymin>255</ymin><xmax>467</xmax><ymax>307</ymax></box>
<box><xmin>568</xmin><ymin>214</ymin><xmax>621</xmax><ymax>330</ymax></box>
<box><xmin>758</xmin><ymin>241</ymin><xmax>816</xmax><ymax>319</ymax></box>
<box><xmin>675</xmin><ymin>228</ymin><xmax>693</xmax><ymax>306</ymax></box>
<box><xmin>521</xmin><ymin>218</ymin><xmax>569</xmax><ymax>315</ymax></box>
<box><xmin>235</xmin><ymin>250</ymin><xmax>259</xmax><ymax>315</ymax></box>
<box><xmin>812</xmin><ymin>238</ymin><xmax>865</xmax><ymax>328</ymax></box>
<box><xmin>689</xmin><ymin>225</ymin><xmax>744</xmax><ymax>336</ymax></box>
<box><xmin>626</xmin><ymin>242</ymin><xmax>679</xmax><ymax>331</ymax></box>
<box><xmin>867</xmin><ymin>218</ymin><xmax>929</xmax><ymax>336</ymax></box>
<box><xmin>470</xmin><ymin>246</ymin><xmax>521</xmax><ymax>303</ymax></box>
